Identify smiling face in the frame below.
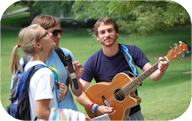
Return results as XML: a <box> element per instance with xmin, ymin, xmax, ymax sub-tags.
<box><xmin>47</xmin><ymin>24</ymin><xmax>62</xmax><ymax>49</ymax></box>
<box><xmin>96</xmin><ymin>22</ymin><xmax>119</xmax><ymax>47</ymax></box>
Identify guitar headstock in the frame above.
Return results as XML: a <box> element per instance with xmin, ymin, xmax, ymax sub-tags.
<box><xmin>166</xmin><ymin>41</ymin><xmax>188</xmax><ymax>61</ymax></box>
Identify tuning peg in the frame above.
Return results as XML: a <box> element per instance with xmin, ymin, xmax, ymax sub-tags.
<box><xmin>170</xmin><ymin>46</ymin><xmax>172</xmax><ymax>49</ymax></box>
<box><xmin>174</xmin><ymin>43</ymin><xmax>178</xmax><ymax>46</ymax></box>
<box><xmin>179</xmin><ymin>41</ymin><xmax>182</xmax><ymax>44</ymax></box>
<box><xmin>178</xmin><ymin>57</ymin><xmax>181</xmax><ymax>60</ymax></box>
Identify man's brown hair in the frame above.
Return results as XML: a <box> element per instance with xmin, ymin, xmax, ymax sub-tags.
<box><xmin>31</xmin><ymin>15</ymin><xmax>60</xmax><ymax>29</ymax></box>
<box><xmin>93</xmin><ymin>17</ymin><xmax>119</xmax><ymax>36</ymax></box>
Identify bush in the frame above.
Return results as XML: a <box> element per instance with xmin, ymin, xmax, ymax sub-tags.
<box><xmin>17</xmin><ymin>19</ymin><xmax>31</xmax><ymax>27</ymax></box>
<box><xmin>60</xmin><ymin>19</ymin><xmax>97</xmax><ymax>29</ymax></box>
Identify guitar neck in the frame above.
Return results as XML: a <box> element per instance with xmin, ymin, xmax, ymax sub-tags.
<box><xmin>123</xmin><ymin>57</ymin><xmax>168</xmax><ymax>94</ymax></box>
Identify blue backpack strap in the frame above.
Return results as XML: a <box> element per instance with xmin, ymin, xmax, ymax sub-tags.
<box><xmin>120</xmin><ymin>43</ymin><xmax>140</xmax><ymax>77</ymax></box>
<box><xmin>35</xmin><ymin>65</ymin><xmax>60</xmax><ymax>108</ymax></box>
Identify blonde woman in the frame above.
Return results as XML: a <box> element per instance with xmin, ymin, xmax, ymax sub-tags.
<box><xmin>10</xmin><ymin>24</ymin><xmax>86</xmax><ymax>120</ymax></box>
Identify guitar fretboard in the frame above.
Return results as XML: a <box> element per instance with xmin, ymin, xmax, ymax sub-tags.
<box><xmin>122</xmin><ymin>57</ymin><xmax>167</xmax><ymax>94</ymax></box>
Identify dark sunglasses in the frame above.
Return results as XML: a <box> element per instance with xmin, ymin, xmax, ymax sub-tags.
<box><xmin>50</xmin><ymin>29</ymin><xmax>63</xmax><ymax>37</ymax></box>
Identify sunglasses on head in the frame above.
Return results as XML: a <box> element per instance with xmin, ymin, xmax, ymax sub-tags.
<box><xmin>50</xmin><ymin>29</ymin><xmax>63</xmax><ymax>37</ymax></box>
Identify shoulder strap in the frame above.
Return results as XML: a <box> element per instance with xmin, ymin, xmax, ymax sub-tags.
<box><xmin>55</xmin><ymin>48</ymin><xmax>67</xmax><ymax>67</ymax></box>
<box><xmin>120</xmin><ymin>44</ymin><xmax>140</xmax><ymax>77</ymax></box>
<box><xmin>55</xmin><ymin>48</ymin><xmax>70</xmax><ymax>86</ymax></box>
<box><xmin>27</xmin><ymin>65</ymin><xmax>48</xmax><ymax>88</ymax></box>
<box><xmin>27</xmin><ymin>65</ymin><xmax>48</xmax><ymax>121</ymax></box>
<box><xmin>23</xmin><ymin>55</ymin><xmax>31</xmax><ymax>65</ymax></box>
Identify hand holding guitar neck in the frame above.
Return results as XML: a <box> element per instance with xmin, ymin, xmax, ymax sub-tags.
<box><xmin>64</xmin><ymin>55</ymin><xmax>79</xmax><ymax>89</ymax></box>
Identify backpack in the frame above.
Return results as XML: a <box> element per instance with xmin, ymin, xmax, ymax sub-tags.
<box><xmin>7</xmin><ymin>64</ymin><xmax>47</xmax><ymax>120</ymax></box>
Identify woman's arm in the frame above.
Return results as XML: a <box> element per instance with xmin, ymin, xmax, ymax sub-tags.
<box><xmin>58</xmin><ymin>82</ymin><xmax>68</xmax><ymax>102</ymax></box>
<box><xmin>35</xmin><ymin>99</ymin><xmax>51</xmax><ymax>120</ymax></box>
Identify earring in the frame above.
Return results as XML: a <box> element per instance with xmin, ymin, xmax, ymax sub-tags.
<box><xmin>41</xmin><ymin>47</ymin><xmax>43</xmax><ymax>51</ymax></box>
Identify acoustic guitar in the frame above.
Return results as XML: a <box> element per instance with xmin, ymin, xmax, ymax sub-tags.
<box><xmin>85</xmin><ymin>41</ymin><xmax>188</xmax><ymax>120</ymax></box>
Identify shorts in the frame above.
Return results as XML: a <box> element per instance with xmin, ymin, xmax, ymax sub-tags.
<box><xmin>128</xmin><ymin>110</ymin><xmax>144</xmax><ymax>121</ymax></box>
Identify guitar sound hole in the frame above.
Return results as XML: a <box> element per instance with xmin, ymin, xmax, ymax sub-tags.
<box><xmin>114</xmin><ymin>89</ymin><xmax>125</xmax><ymax>101</ymax></box>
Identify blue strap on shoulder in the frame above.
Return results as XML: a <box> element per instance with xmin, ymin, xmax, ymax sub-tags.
<box><xmin>120</xmin><ymin>44</ymin><xmax>140</xmax><ymax>77</ymax></box>
<box><xmin>54</xmin><ymin>80</ymin><xmax>60</xmax><ymax>108</ymax></box>
<box><xmin>35</xmin><ymin>65</ymin><xmax>60</xmax><ymax>108</ymax></box>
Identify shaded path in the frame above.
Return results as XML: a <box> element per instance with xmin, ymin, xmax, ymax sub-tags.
<box><xmin>1</xmin><ymin>25</ymin><xmax>22</xmax><ymax>30</ymax></box>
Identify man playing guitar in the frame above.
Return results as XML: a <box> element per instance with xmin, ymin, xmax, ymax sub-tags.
<box><xmin>75</xmin><ymin>17</ymin><xmax>169</xmax><ymax>120</ymax></box>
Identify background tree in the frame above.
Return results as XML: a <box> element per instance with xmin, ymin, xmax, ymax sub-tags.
<box><xmin>14</xmin><ymin>0</ymin><xmax>36</xmax><ymax>21</ymax></box>
<box><xmin>33</xmin><ymin>1</ymin><xmax>74</xmax><ymax>17</ymax></box>
<box><xmin>14</xmin><ymin>1</ymin><xmax>74</xmax><ymax>21</ymax></box>
<box><xmin>72</xmin><ymin>1</ymin><xmax>190</xmax><ymax>36</ymax></box>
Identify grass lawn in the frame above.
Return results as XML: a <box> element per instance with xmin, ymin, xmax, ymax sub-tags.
<box><xmin>1</xmin><ymin>28</ymin><xmax>191</xmax><ymax>120</ymax></box>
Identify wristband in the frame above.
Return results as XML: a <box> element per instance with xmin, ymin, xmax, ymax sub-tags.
<box><xmin>90</xmin><ymin>103</ymin><xmax>95</xmax><ymax>111</ymax></box>
<box><xmin>94</xmin><ymin>105</ymin><xmax>99</xmax><ymax>114</ymax></box>
<box><xmin>90</xmin><ymin>103</ymin><xmax>100</xmax><ymax>114</ymax></box>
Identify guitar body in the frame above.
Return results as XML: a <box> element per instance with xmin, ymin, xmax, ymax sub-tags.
<box><xmin>85</xmin><ymin>71</ymin><xmax>141</xmax><ymax>120</ymax></box>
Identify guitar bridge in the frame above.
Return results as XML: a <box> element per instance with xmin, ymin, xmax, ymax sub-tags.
<box><xmin>102</xmin><ymin>96</ymin><xmax>111</xmax><ymax>107</ymax></box>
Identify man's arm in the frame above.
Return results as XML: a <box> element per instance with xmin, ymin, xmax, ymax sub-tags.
<box><xmin>142</xmin><ymin>57</ymin><xmax>169</xmax><ymax>81</ymax></box>
<box><xmin>74</xmin><ymin>78</ymin><xmax>93</xmax><ymax>108</ymax></box>
<box><xmin>75</xmin><ymin>78</ymin><xmax>115</xmax><ymax>117</ymax></box>
<box><xmin>66</xmin><ymin>61</ymin><xmax>84</xmax><ymax>96</ymax></box>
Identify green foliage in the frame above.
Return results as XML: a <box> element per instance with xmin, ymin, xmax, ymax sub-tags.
<box><xmin>33</xmin><ymin>1</ymin><xmax>74</xmax><ymax>17</ymax></box>
<box><xmin>13</xmin><ymin>0</ymin><xmax>32</xmax><ymax>6</ymax></box>
<box><xmin>72</xmin><ymin>1</ymin><xmax>190</xmax><ymax>36</ymax></box>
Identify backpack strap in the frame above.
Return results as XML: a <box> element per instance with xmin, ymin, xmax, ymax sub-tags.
<box><xmin>120</xmin><ymin>44</ymin><xmax>140</xmax><ymax>77</ymax></box>
<box><xmin>23</xmin><ymin>55</ymin><xmax>31</xmax><ymax>65</ymax></box>
<box><xmin>26</xmin><ymin>65</ymin><xmax>48</xmax><ymax>121</ymax></box>
<box><xmin>55</xmin><ymin>48</ymin><xmax>67</xmax><ymax>67</ymax></box>
<box><xmin>32</xmin><ymin>65</ymin><xmax>60</xmax><ymax>119</ymax></box>
<box><xmin>54</xmin><ymin>48</ymin><xmax>70</xmax><ymax>86</ymax></box>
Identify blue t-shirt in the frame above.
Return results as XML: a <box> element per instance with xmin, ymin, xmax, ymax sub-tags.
<box><xmin>82</xmin><ymin>44</ymin><xmax>149</xmax><ymax>83</ymax></box>
<box><xmin>81</xmin><ymin>44</ymin><xmax>150</xmax><ymax>115</ymax></box>
<box><xmin>11</xmin><ymin>48</ymin><xmax>78</xmax><ymax>111</ymax></box>
<box><xmin>46</xmin><ymin>48</ymin><xmax>77</xmax><ymax>110</ymax></box>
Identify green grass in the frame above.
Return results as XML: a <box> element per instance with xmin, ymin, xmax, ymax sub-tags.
<box><xmin>1</xmin><ymin>28</ymin><xmax>191</xmax><ymax>120</ymax></box>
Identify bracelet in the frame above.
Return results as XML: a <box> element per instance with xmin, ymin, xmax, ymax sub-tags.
<box><xmin>90</xmin><ymin>103</ymin><xmax>100</xmax><ymax>114</ymax></box>
<box><xmin>94</xmin><ymin>105</ymin><xmax>99</xmax><ymax>114</ymax></box>
<box><xmin>90</xmin><ymin>103</ymin><xmax>95</xmax><ymax>111</ymax></box>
